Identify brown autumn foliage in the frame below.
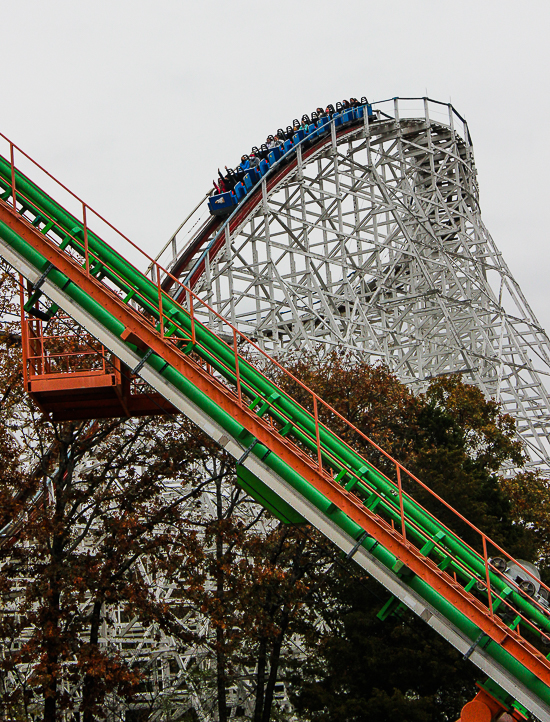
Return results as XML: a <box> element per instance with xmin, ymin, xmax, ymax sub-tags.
<box><xmin>0</xmin><ymin>271</ymin><xmax>215</xmax><ymax>722</ymax></box>
<box><xmin>151</xmin><ymin>430</ymin><xmax>333</xmax><ymax>722</ymax></box>
<box><xmin>157</xmin><ymin>350</ymin><xmax>548</xmax><ymax>721</ymax></box>
<box><xmin>0</xmin><ymin>408</ymin><xmax>212</xmax><ymax>721</ymax></box>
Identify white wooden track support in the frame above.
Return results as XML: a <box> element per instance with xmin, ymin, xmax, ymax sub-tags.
<box><xmin>162</xmin><ymin>98</ymin><xmax>550</xmax><ymax>473</ymax></box>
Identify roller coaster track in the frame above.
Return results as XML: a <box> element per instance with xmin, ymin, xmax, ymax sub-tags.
<box><xmin>155</xmin><ymin>98</ymin><xmax>550</xmax><ymax>478</ymax></box>
<box><xmin>157</xmin><ymin>108</ymin><xmax>376</xmax><ymax>295</ymax></box>
<box><xmin>0</xmin><ymin>126</ymin><xmax>549</xmax><ymax>720</ymax></box>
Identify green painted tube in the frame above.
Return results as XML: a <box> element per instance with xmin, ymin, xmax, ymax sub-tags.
<box><xmin>0</xmin><ymin>221</ymin><xmax>127</xmax><ymax>339</ymax></box>
<box><xmin>2</xmin><ymin>167</ymin><xmax>550</xmax><ymax>709</ymax></box>
<box><xmin>0</xmin><ymin>158</ymin><xmax>155</xmax><ymax>304</ymax></box>
<box><xmin>236</xmin><ymin>465</ymin><xmax>306</xmax><ymax>524</ymax></box>
<box><xmin>2</xmin><ymin>163</ymin><xmax>549</xmax><ymax>636</ymax></box>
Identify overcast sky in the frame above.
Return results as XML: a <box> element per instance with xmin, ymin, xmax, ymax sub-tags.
<box><xmin>1</xmin><ymin>1</ymin><xmax>549</xmax><ymax>331</ymax></box>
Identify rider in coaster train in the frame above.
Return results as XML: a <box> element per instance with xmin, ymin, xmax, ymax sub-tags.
<box><xmin>220</xmin><ymin>167</ymin><xmax>236</xmax><ymax>192</ymax></box>
<box><xmin>258</xmin><ymin>144</ymin><xmax>270</xmax><ymax>160</ymax></box>
<box><xmin>249</xmin><ymin>149</ymin><xmax>261</xmax><ymax>171</ymax></box>
<box><xmin>211</xmin><ymin>96</ymin><xmax>371</xmax><ymax>198</ymax></box>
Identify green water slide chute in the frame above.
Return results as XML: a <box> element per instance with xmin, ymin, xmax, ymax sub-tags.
<box><xmin>1</xmin><ymin>158</ymin><xmax>550</xmax><ymax>711</ymax></box>
<box><xmin>0</xmin><ymin>162</ymin><xmax>549</xmax><ymax>637</ymax></box>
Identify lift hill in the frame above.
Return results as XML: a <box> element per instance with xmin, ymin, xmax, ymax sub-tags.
<box><xmin>0</xmin><ymin>129</ymin><xmax>548</xmax><ymax>722</ymax></box>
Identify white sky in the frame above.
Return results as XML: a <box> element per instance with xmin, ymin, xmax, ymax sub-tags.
<box><xmin>1</xmin><ymin>0</ymin><xmax>549</xmax><ymax>331</ymax></box>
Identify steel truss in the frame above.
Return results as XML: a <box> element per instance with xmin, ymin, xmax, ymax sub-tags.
<box><xmin>164</xmin><ymin>98</ymin><xmax>550</xmax><ymax>472</ymax></box>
